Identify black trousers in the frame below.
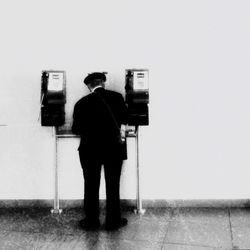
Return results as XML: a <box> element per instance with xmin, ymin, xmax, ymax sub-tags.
<box><xmin>79</xmin><ymin>152</ymin><xmax>123</xmax><ymax>223</ymax></box>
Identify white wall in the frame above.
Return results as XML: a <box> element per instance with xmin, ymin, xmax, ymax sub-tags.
<box><xmin>1</xmin><ymin>0</ymin><xmax>250</xmax><ymax>200</ymax></box>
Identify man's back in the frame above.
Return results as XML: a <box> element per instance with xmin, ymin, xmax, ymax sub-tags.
<box><xmin>72</xmin><ymin>87</ymin><xmax>127</xmax><ymax>160</ymax></box>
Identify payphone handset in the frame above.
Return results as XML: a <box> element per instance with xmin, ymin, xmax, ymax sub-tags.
<box><xmin>41</xmin><ymin>70</ymin><xmax>66</xmax><ymax>126</ymax></box>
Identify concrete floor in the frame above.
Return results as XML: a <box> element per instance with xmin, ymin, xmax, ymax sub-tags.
<box><xmin>0</xmin><ymin>207</ymin><xmax>249</xmax><ymax>249</ymax></box>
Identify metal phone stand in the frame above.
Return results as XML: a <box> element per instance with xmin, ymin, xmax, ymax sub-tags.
<box><xmin>51</xmin><ymin>126</ymin><xmax>76</xmax><ymax>214</ymax></box>
<box><xmin>127</xmin><ymin>126</ymin><xmax>146</xmax><ymax>215</ymax></box>
<box><xmin>51</xmin><ymin>127</ymin><xmax>62</xmax><ymax>214</ymax></box>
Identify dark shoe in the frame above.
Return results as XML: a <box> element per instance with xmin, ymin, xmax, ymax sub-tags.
<box><xmin>105</xmin><ymin>218</ymin><xmax>128</xmax><ymax>230</ymax></box>
<box><xmin>79</xmin><ymin>218</ymin><xmax>100</xmax><ymax>230</ymax></box>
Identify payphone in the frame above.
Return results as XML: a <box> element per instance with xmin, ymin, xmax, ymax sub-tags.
<box><xmin>125</xmin><ymin>69</ymin><xmax>149</xmax><ymax>126</ymax></box>
<box><xmin>41</xmin><ymin>70</ymin><xmax>66</xmax><ymax>126</ymax></box>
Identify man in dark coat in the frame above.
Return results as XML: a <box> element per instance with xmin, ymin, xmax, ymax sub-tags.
<box><xmin>72</xmin><ymin>72</ymin><xmax>128</xmax><ymax>230</ymax></box>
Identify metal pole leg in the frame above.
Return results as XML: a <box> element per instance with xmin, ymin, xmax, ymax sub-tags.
<box><xmin>51</xmin><ymin>127</ymin><xmax>62</xmax><ymax>214</ymax></box>
<box><xmin>134</xmin><ymin>126</ymin><xmax>145</xmax><ymax>215</ymax></box>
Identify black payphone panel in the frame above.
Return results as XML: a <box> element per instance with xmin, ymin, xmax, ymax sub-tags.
<box><xmin>125</xmin><ymin>69</ymin><xmax>149</xmax><ymax>126</ymax></box>
<box><xmin>41</xmin><ymin>70</ymin><xmax>66</xmax><ymax>126</ymax></box>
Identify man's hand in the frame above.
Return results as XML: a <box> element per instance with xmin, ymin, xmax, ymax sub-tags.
<box><xmin>120</xmin><ymin>124</ymin><xmax>126</xmax><ymax>141</ymax></box>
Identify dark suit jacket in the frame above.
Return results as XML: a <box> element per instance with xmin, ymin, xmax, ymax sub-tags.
<box><xmin>72</xmin><ymin>87</ymin><xmax>128</xmax><ymax>161</ymax></box>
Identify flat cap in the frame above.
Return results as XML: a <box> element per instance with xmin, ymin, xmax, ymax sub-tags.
<box><xmin>84</xmin><ymin>72</ymin><xmax>106</xmax><ymax>85</ymax></box>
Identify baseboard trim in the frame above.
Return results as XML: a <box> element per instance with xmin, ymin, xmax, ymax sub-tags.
<box><xmin>0</xmin><ymin>199</ymin><xmax>249</xmax><ymax>209</ymax></box>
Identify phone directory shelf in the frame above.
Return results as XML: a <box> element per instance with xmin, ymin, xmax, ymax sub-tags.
<box><xmin>55</xmin><ymin>125</ymin><xmax>79</xmax><ymax>138</ymax></box>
